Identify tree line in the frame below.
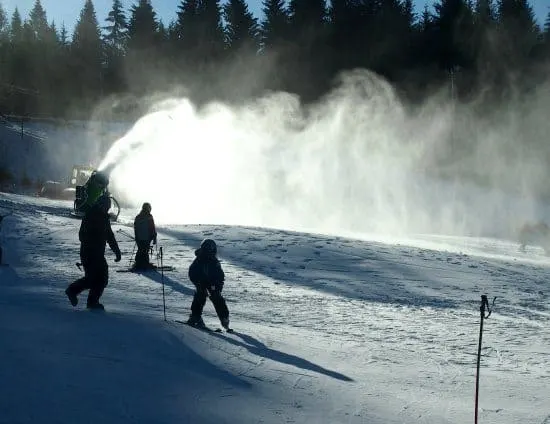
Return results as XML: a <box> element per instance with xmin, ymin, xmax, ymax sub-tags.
<box><xmin>0</xmin><ymin>0</ymin><xmax>548</xmax><ymax>119</ymax></box>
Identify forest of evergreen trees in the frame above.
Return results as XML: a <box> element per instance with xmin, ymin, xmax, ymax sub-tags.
<box><xmin>0</xmin><ymin>0</ymin><xmax>548</xmax><ymax>119</ymax></box>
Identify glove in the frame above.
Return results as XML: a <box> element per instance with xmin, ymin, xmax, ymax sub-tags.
<box><xmin>115</xmin><ymin>251</ymin><xmax>122</xmax><ymax>262</ymax></box>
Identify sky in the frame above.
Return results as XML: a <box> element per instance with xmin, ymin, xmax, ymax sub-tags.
<box><xmin>0</xmin><ymin>0</ymin><xmax>547</xmax><ymax>32</ymax></box>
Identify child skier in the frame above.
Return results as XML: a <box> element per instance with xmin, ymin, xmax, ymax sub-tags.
<box><xmin>187</xmin><ymin>239</ymin><xmax>230</xmax><ymax>330</ymax></box>
<box><xmin>133</xmin><ymin>202</ymin><xmax>157</xmax><ymax>270</ymax></box>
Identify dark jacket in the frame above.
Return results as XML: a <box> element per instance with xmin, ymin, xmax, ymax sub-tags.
<box><xmin>79</xmin><ymin>203</ymin><xmax>121</xmax><ymax>260</ymax></box>
<box><xmin>134</xmin><ymin>211</ymin><xmax>157</xmax><ymax>243</ymax></box>
<box><xmin>188</xmin><ymin>250</ymin><xmax>225</xmax><ymax>291</ymax></box>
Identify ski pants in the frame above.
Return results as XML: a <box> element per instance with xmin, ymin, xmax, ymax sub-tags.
<box><xmin>190</xmin><ymin>283</ymin><xmax>229</xmax><ymax>321</ymax></box>
<box><xmin>134</xmin><ymin>240</ymin><xmax>151</xmax><ymax>268</ymax></box>
<box><xmin>68</xmin><ymin>254</ymin><xmax>108</xmax><ymax>306</ymax></box>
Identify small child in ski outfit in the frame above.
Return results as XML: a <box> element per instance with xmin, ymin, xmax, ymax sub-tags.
<box><xmin>187</xmin><ymin>239</ymin><xmax>230</xmax><ymax>330</ymax></box>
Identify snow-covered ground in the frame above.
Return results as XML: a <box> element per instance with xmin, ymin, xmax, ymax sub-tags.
<box><xmin>1</xmin><ymin>192</ymin><xmax>549</xmax><ymax>424</ymax></box>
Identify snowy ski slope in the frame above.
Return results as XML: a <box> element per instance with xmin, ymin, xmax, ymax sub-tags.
<box><xmin>0</xmin><ymin>193</ymin><xmax>549</xmax><ymax>424</ymax></box>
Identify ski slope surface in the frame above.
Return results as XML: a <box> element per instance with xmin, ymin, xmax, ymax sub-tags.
<box><xmin>0</xmin><ymin>193</ymin><xmax>549</xmax><ymax>424</ymax></box>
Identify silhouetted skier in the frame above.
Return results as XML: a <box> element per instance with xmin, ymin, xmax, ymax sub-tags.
<box><xmin>65</xmin><ymin>194</ymin><xmax>121</xmax><ymax>310</ymax></box>
<box><xmin>186</xmin><ymin>239</ymin><xmax>230</xmax><ymax>330</ymax></box>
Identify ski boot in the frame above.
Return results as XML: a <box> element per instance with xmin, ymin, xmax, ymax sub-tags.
<box><xmin>86</xmin><ymin>303</ymin><xmax>105</xmax><ymax>311</ymax></box>
<box><xmin>187</xmin><ymin>315</ymin><xmax>206</xmax><ymax>328</ymax></box>
<box><xmin>65</xmin><ymin>287</ymin><xmax>78</xmax><ymax>307</ymax></box>
<box><xmin>221</xmin><ymin>318</ymin><xmax>230</xmax><ymax>330</ymax></box>
<box><xmin>221</xmin><ymin>318</ymin><xmax>233</xmax><ymax>332</ymax></box>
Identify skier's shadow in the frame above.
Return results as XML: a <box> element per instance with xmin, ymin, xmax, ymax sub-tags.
<box><xmin>137</xmin><ymin>270</ymin><xmax>195</xmax><ymax>297</ymax></box>
<box><xmin>210</xmin><ymin>331</ymin><xmax>354</xmax><ymax>382</ymax></box>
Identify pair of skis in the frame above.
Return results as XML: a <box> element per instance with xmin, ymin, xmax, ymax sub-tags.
<box><xmin>175</xmin><ymin>319</ymin><xmax>234</xmax><ymax>333</ymax></box>
<box><xmin>75</xmin><ymin>261</ymin><xmax>175</xmax><ymax>273</ymax></box>
<box><xmin>116</xmin><ymin>265</ymin><xmax>175</xmax><ymax>273</ymax></box>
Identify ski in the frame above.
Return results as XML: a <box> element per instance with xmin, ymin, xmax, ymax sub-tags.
<box><xmin>174</xmin><ymin>320</ymin><xmax>234</xmax><ymax>333</ymax></box>
<box><xmin>155</xmin><ymin>266</ymin><xmax>176</xmax><ymax>271</ymax></box>
<box><xmin>116</xmin><ymin>266</ymin><xmax>175</xmax><ymax>273</ymax></box>
<box><xmin>175</xmin><ymin>319</ymin><xmax>217</xmax><ymax>332</ymax></box>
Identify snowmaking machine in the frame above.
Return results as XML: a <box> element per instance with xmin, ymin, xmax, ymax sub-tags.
<box><xmin>39</xmin><ymin>165</ymin><xmax>95</xmax><ymax>200</ymax></box>
<box><xmin>71</xmin><ymin>168</ymin><xmax>120</xmax><ymax>222</ymax></box>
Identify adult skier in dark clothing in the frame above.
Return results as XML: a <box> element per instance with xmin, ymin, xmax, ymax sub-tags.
<box><xmin>187</xmin><ymin>239</ymin><xmax>230</xmax><ymax>330</ymax></box>
<box><xmin>133</xmin><ymin>202</ymin><xmax>157</xmax><ymax>270</ymax></box>
<box><xmin>65</xmin><ymin>194</ymin><xmax>121</xmax><ymax>310</ymax></box>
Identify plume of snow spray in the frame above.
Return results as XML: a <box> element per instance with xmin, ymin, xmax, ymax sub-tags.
<box><xmin>99</xmin><ymin>70</ymin><xmax>550</xmax><ymax>239</ymax></box>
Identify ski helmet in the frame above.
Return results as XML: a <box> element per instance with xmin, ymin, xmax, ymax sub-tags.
<box><xmin>91</xmin><ymin>170</ymin><xmax>109</xmax><ymax>188</ymax></box>
<box><xmin>142</xmin><ymin>202</ymin><xmax>152</xmax><ymax>213</ymax></box>
<box><xmin>199</xmin><ymin>239</ymin><xmax>217</xmax><ymax>256</ymax></box>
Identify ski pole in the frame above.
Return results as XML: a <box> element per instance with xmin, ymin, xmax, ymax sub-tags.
<box><xmin>160</xmin><ymin>246</ymin><xmax>166</xmax><ymax>322</ymax></box>
<box><xmin>116</xmin><ymin>228</ymin><xmax>135</xmax><ymax>241</ymax></box>
<box><xmin>475</xmin><ymin>294</ymin><xmax>496</xmax><ymax>424</ymax></box>
<box><xmin>128</xmin><ymin>242</ymin><xmax>136</xmax><ymax>268</ymax></box>
<box><xmin>151</xmin><ymin>244</ymin><xmax>160</xmax><ymax>267</ymax></box>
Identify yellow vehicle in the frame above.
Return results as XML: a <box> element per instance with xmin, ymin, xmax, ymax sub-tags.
<box><xmin>40</xmin><ymin>165</ymin><xmax>120</xmax><ymax>221</ymax></box>
<box><xmin>39</xmin><ymin>164</ymin><xmax>94</xmax><ymax>200</ymax></box>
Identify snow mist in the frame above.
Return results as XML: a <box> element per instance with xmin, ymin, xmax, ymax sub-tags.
<box><xmin>99</xmin><ymin>69</ymin><xmax>550</xmax><ymax>238</ymax></box>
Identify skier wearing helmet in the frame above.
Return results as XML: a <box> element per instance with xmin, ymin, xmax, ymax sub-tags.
<box><xmin>65</xmin><ymin>193</ymin><xmax>122</xmax><ymax>310</ymax></box>
<box><xmin>133</xmin><ymin>202</ymin><xmax>157</xmax><ymax>270</ymax></box>
<box><xmin>186</xmin><ymin>239</ymin><xmax>230</xmax><ymax>330</ymax></box>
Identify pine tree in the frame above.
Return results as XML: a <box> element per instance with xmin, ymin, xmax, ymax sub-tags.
<box><xmin>543</xmin><ymin>9</ymin><xmax>550</xmax><ymax>56</ymax></box>
<box><xmin>59</xmin><ymin>23</ymin><xmax>69</xmax><ymax>46</ymax></box>
<box><xmin>175</xmin><ymin>0</ymin><xmax>199</xmax><ymax>52</ymax></box>
<box><xmin>286</xmin><ymin>0</ymin><xmax>329</xmax><ymax>100</ymax></box>
<box><xmin>0</xmin><ymin>2</ymin><xmax>7</xmax><ymax>39</ymax></box>
<box><xmin>471</xmin><ymin>0</ymin><xmax>495</xmax><ymax>74</ymax></box>
<box><xmin>72</xmin><ymin>0</ymin><xmax>104</xmax><ymax>102</ymax></box>
<box><xmin>223</xmin><ymin>0</ymin><xmax>259</xmax><ymax>52</ymax></box>
<box><xmin>432</xmin><ymin>0</ymin><xmax>475</xmax><ymax>70</ymax></box>
<box><xmin>415</xmin><ymin>3</ymin><xmax>438</xmax><ymax>68</ymax></box>
<box><xmin>29</xmin><ymin>0</ymin><xmax>49</xmax><ymax>41</ymax></box>
<box><xmin>104</xmin><ymin>0</ymin><xmax>127</xmax><ymax>52</ymax></box>
<box><xmin>103</xmin><ymin>0</ymin><xmax>128</xmax><ymax>94</ymax></box>
<box><xmin>0</xmin><ymin>1</ymin><xmax>8</xmax><ymax>103</ymax></box>
<box><xmin>260</xmin><ymin>0</ymin><xmax>289</xmax><ymax>49</ymax></box>
<box><xmin>328</xmin><ymin>0</ymin><xmax>364</xmax><ymax>71</ymax></box>
<box><xmin>288</xmin><ymin>0</ymin><xmax>327</xmax><ymax>39</ymax></box>
<box><xmin>10</xmin><ymin>8</ymin><xmax>23</xmax><ymax>42</ymax></box>
<box><xmin>497</xmin><ymin>0</ymin><xmax>539</xmax><ymax>61</ymax></box>
<box><xmin>73</xmin><ymin>0</ymin><xmax>103</xmax><ymax>56</ymax></box>
<box><xmin>196</xmin><ymin>0</ymin><xmax>226</xmax><ymax>60</ymax></box>
<box><xmin>475</xmin><ymin>0</ymin><xmax>494</xmax><ymax>24</ymax></box>
<box><xmin>4</xmin><ymin>9</ymin><xmax>35</xmax><ymax>115</ymax></box>
<box><xmin>127</xmin><ymin>0</ymin><xmax>159</xmax><ymax>51</ymax></box>
<box><xmin>359</xmin><ymin>0</ymin><xmax>415</xmax><ymax>75</ymax></box>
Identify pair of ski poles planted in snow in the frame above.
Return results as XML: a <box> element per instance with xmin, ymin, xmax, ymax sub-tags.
<box><xmin>116</xmin><ymin>228</ymin><xmax>167</xmax><ymax>321</ymax></box>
